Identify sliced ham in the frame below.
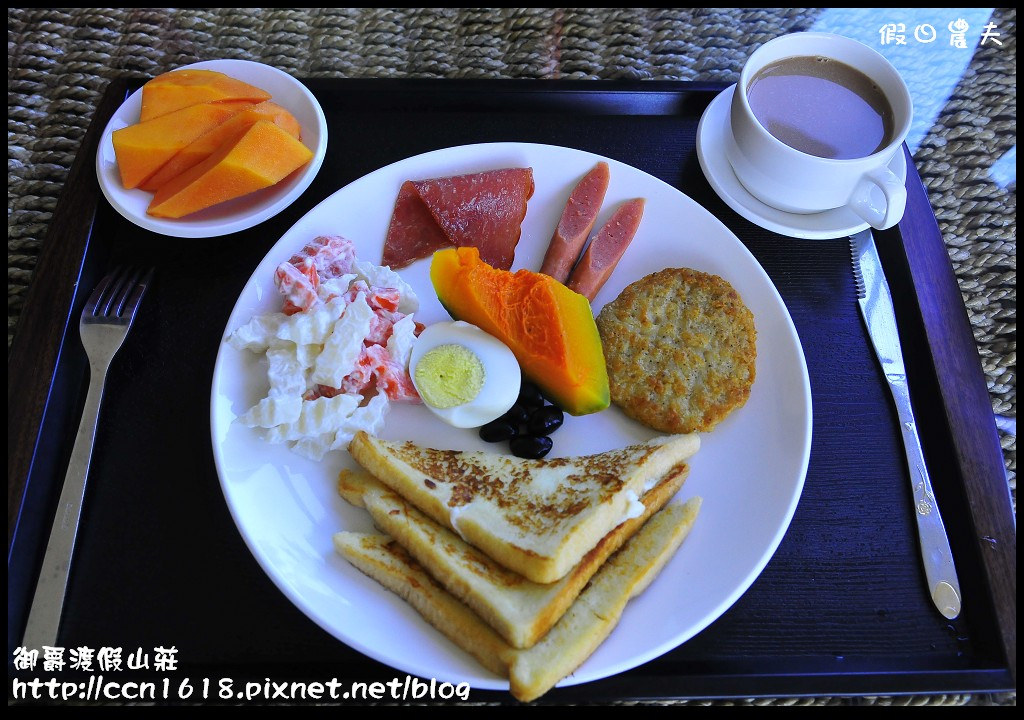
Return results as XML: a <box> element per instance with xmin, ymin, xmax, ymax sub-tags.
<box><xmin>381</xmin><ymin>181</ymin><xmax>451</xmax><ymax>270</ymax></box>
<box><xmin>539</xmin><ymin>161</ymin><xmax>610</xmax><ymax>283</ymax></box>
<box><xmin>381</xmin><ymin>168</ymin><xmax>534</xmax><ymax>270</ymax></box>
<box><xmin>566</xmin><ymin>198</ymin><xmax>645</xmax><ymax>302</ymax></box>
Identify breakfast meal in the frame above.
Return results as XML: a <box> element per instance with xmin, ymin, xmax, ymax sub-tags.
<box><xmin>478</xmin><ymin>380</ymin><xmax>565</xmax><ymax>459</ymax></box>
<box><xmin>539</xmin><ymin>161</ymin><xmax>611</xmax><ymax>282</ymax></box>
<box><xmin>139</xmin><ymin>100</ymin><xmax>301</xmax><ymax>192</ymax></box>
<box><xmin>336</xmin><ymin>462</ymin><xmax>689</xmax><ymax>649</ymax></box>
<box><xmin>565</xmin><ymin>198</ymin><xmax>645</xmax><ymax>301</ymax></box>
<box><xmin>226</xmin><ymin>235</ymin><xmax>421</xmax><ymax>460</ymax></box>
<box><xmin>114</xmin><ymin>100</ymin><xmax>254</xmax><ymax>189</ymax></box>
<box><xmin>537</xmin><ymin>161</ymin><xmax>643</xmax><ymax>302</ymax></box>
<box><xmin>335</xmin><ymin>496</ymin><xmax>700</xmax><ymax>703</ymax></box>
<box><xmin>346</xmin><ymin>431</ymin><xmax>699</xmax><ymax>583</ymax></box>
<box><xmin>220</xmin><ymin>155</ymin><xmax>766</xmax><ymax>702</ymax></box>
<box><xmin>382</xmin><ymin>168</ymin><xmax>535</xmax><ymax>270</ymax></box>
<box><xmin>409</xmin><ymin>320</ymin><xmax>521</xmax><ymax>428</ymax></box>
<box><xmin>596</xmin><ymin>267</ymin><xmax>757</xmax><ymax>434</ymax></box>
<box><xmin>746</xmin><ymin>55</ymin><xmax>894</xmax><ymax>160</ymax></box>
<box><xmin>139</xmin><ymin>68</ymin><xmax>271</xmax><ymax>120</ymax></box>
<box><xmin>336</xmin><ymin>429</ymin><xmax>700</xmax><ymax>701</ymax></box>
<box><xmin>430</xmin><ymin>247</ymin><xmax>609</xmax><ymax>418</ymax></box>
<box><xmin>112</xmin><ymin>68</ymin><xmax>312</xmax><ymax>218</ymax></box>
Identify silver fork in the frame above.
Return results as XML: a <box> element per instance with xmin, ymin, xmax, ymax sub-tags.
<box><xmin>21</xmin><ymin>266</ymin><xmax>154</xmax><ymax>651</ymax></box>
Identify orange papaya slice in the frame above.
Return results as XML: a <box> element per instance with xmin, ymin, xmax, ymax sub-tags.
<box><xmin>140</xmin><ymin>69</ymin><xmax>271</xmax><ymax>121</ymax></box>
<box><xmin>139</xmin><ymin>101</ymin><xmax>301</xmax><ymax>192</ymax></box>
<box><xmin>112</xmin><ymin>100</ymin><xmax>256</xmax><ymax>190</ymax></box>
<box><xmin>430</xmin><ymin>246</ymin><xmax>609</xmax><ymax>416</ymax></box>
<box><xmin>146</xmin><ymin>120</ymin><xmax>313</xmax><ymax>219</ymax></box>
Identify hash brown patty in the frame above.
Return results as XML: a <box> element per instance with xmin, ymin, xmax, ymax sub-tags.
<box><xmin>596</xmin><ymin>268</ymin><xmax>756</xmax><ymax>433</ymax></box>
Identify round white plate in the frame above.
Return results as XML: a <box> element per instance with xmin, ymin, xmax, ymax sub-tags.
<box><xmin>95</xmin><ymin>59</ymin><xmax>327</xmax><ymax>238</ymax></box>
<box><xmin>210</xmin><ymin>142</ymin><xmax>812</xmax><ymax>692</ymax></box>
<box><xmin>696</xmin><ymin>85</ymin><xmax>907</xmax><ymax>240</ymax></box>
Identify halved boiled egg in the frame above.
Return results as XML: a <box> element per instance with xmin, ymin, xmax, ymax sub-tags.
<box><xmin>409</xmin><ymin>320</ymin><xmax>521</xmax><ymax>428</ymax></box>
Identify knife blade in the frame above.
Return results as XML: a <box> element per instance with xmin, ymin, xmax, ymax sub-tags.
<box><xmin>850</xmin><ymin>229</ymin><xmax>962</xmax><ymax>620</ymax></box>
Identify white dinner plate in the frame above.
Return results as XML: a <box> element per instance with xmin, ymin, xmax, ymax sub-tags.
<box><xmin>210</xmin><ymin>142</ymin><xmax>812</xmax><ymax>693</ymax></box>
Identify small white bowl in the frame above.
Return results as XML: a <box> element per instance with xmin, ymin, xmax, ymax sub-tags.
<box><xmin>95</xmin><ymin>59</ymin><xmax>327</xmax><ymax>238</ymax></box>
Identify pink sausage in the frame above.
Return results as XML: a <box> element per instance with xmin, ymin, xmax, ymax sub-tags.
<box><xmin>566</xmin><ymin>198</ymin><xmax>645</xmax><ymax>301</ymax></box>
<box><xmin>539</xmin><ymin>162</ymin><xmax>611</xmax><ymax>282</ymax></box>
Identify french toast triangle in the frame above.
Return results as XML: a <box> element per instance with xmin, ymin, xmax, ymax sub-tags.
<box><xmin>347</xmin><ymin>431</ymin><xmax>700</xmax><ymax>584</ymax></box>
<box><xmin>337</xmin><ymin>463</ymin><xmax>689</xmax><ymax>649</ymax></box>
<box><xmin>334</xmin><ymin>497</ymin><xmax>702</xmax><ymax>703</ymax></box>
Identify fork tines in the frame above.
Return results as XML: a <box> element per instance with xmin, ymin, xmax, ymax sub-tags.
<box><xmin>86</xmin><ymin>266</ymin><xmax>154</xmax><ymax>319</ymax></box>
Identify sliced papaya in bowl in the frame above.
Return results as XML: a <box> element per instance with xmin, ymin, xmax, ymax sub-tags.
<box><xmin>146</xmin><ymin>120</ymin><xmax>313</xmax><ymax>219</ymax></box>
<box><xmin>140</xmin><ymin>69</ymin><xmax>272</xmax><ymax>121</ymax></box>
<box><xmin>139</xmin><ymin>100</ymin><xmax>302</xmax><ymax>192</ymax></box>
<box><xmin>111</xmin><ymin>99</ymin><xmax>256</xmax><ymax>190</ymax></box>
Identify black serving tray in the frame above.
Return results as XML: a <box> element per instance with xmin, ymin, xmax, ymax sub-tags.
<box><xmin>8</xmin><ymin>79</ymin><xmax>1015</xmax><ymax>704</ymax></box>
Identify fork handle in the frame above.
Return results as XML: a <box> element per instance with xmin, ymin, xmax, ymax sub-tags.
<box><xmin>887</xmin><ymin>374</ymin><xmax>962</xmax><ymax>620</ymax></box>
<box><xmin>21</xmin><ymin>364</ymin><xmax>108</xmax><ymax>650</ymax></box>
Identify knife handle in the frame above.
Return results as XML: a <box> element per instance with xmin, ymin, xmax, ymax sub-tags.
<box><xmin>887</xmin><ymin>374</ymin><xmax>962</xmax><ymax>619</ymax></box>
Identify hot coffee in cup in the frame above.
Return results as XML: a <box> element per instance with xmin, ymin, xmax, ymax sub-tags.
<box><xmin>726</xmin><ymin>33</ymin><xmax>912</xmax><ymax>229</ymax></box>
<box><xmin>747</xmin><ymin>56</ymin><xmax>895</xmax><ymax>160</ymax></box>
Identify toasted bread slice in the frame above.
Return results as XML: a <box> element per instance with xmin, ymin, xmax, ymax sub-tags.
<box><xmin>334</xmin><ymin>498</ymin><xmax>701</xmax><ymax>702</ymax></box>
<box><xmin>347</xmin><ymin>432</ymin><xmax>699</xmax><ymax>583</ymax></box>
<box><xmin>507</xmin><ymin>498</ymin><xmax>700</xmax><ymax>701</ymax></box>
<box><xmin>338</xmin><ymin>462</ymin><xmax>688</xmax><ymax>648</ymax></box>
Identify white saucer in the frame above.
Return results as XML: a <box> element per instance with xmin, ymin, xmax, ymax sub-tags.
<box><xmin>696</xmin><ymin>85</ymin><xmax>907</xmax><ymax>240</ymax></box>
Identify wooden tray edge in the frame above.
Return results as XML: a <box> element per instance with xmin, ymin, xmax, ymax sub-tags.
<box><xmin>894</xmin><ymin>145</ymin><xmax>1016</xmax><ymax>683</ymax></box>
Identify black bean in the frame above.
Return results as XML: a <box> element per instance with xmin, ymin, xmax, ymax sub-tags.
<box><xmin>527</xmin><ymin>405</ymin><xmax>564</xmax><ymax>436</ymax></box>
<box><xmin>517</xmin><ymin>382</ymin><xmax>545</xmax><ymax>408</ymax></box>
<box><xmin>479</xmin><ymin>420</ymin><xmax>518</xmax><ymax>443</ymax></box>
<box><xmin>501</xmin><ymin>403</ymin><xmax>530</xmax><ymax>425</ymax></box>
<box><xmin>510</xmin><ymin>435</ymin><xmax>553</xmax><ymax>459</ymax></box>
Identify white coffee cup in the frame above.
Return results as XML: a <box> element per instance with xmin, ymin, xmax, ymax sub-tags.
<box><xmin>725</xmin><ymin>32</ymin><xmax>913</xmax><ymax>229</ymax></box>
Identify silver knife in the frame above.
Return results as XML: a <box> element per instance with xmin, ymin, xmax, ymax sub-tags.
<box><xmin>850</xmin><ymin>229</ymin><xmax>961</xmax><ymax>619</ymax></box>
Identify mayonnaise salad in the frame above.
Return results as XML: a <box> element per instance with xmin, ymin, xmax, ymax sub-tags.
<box><xmin>226</xmin><ymin>235</ymin><xmax>421</xmax><ymax>461</ymax></box>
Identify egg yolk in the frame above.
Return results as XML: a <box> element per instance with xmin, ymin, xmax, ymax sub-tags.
<box><xmin>414</xmin><ymin>344</ymin><xmax>485</xmax><ymax>409</ymax></box>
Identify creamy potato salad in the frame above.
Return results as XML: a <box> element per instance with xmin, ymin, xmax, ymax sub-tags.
<box><xmin>227</xmin><ymin>235</ymin><xmax>421</xmax><ymax>460</ymax></box>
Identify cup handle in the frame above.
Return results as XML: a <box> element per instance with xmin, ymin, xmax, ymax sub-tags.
<box><xmin>848</xmin><ymin>166</ymin><xmax>907</xmax><ymax>230</ymax></box>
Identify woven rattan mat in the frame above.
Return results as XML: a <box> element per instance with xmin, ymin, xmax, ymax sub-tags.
<box><xmin>7</xmin><ymin>8</ymin><xmax>1015</xmax><ymax>706</ymax></box>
